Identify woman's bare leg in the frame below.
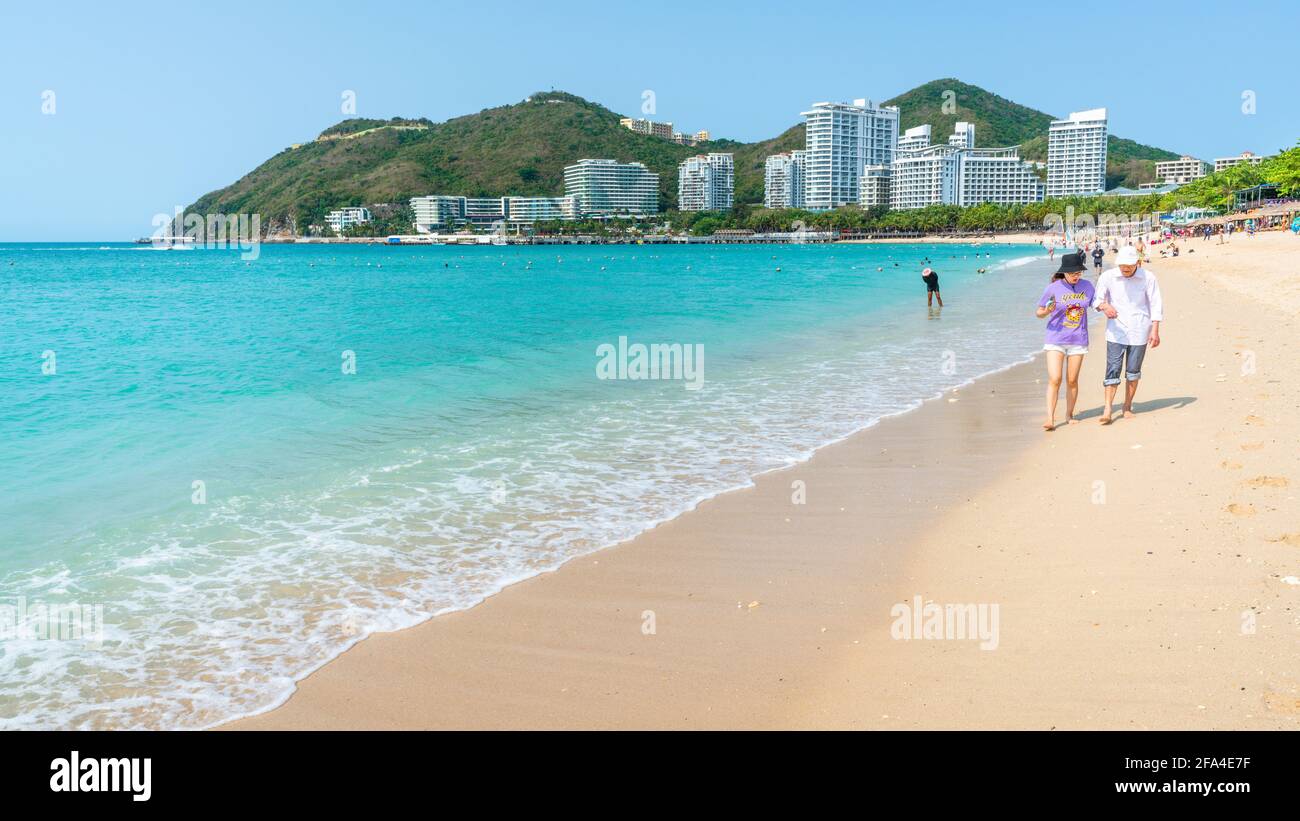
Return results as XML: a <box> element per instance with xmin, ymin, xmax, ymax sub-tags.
<box><xmin>1044</xmin><ymin>350</ymin><xmax>1064</xmax><ymax>431</ymax></box>
<box><xmin>1065</xmin><ymin>353</ymin><xmax>1084</xmax><ymax>423</ymax></box>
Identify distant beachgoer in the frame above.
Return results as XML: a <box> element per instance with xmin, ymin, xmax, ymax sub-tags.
<box><xmin>1093</xmin><ymin>246</ymin><xmax>1163</xmax><ymax>425</ymax></box>
<box><xmin>1036</xmin><ymin>252</ymin><xmax>1094</xmax><ymax>431</ymax></box>
<box><xmin>1091</xmin><ymin>245</ymin><xmax>1105</xmax><ymax>272</ymax></box>
<box><xmin>921</xmin><ymin>267</ymin><xmax>943</xmax><ymax>307</ymax></box>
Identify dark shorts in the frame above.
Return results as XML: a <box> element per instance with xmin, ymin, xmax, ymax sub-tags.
<box><xmin>927</xmin><ymin>286</ymin><xmax>940</xmax><ymax>293</ymax></box>
<box><xmin>1104</xmin><ymin>342</ymin><xmax>1147</xmax><ymax>386</ymax></box>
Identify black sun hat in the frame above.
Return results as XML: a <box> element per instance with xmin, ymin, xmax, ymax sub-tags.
<box><xmin>1054</xmin><ymin>252</ymin><xmax>1087</xmax><ymax>275</ymax></box>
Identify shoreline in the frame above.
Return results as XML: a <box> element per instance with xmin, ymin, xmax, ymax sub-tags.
<box><xmin>217</xmin><ymin>344</ymin><xmax>1045</xmax><ymax>730</ymax></box>
<box><xmin>228</xmin><ymin>232</ymin><xmax>1299</xmax><ymax>730</ymax></box>
<box><xmin>226</xmin><ymin>351</ymin><xmax>1051</xmax><ymax>729</ymax></box>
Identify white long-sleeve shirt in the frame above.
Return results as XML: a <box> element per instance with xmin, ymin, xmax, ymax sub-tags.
<box><xmin>1092</xmin><ymin>267</ymin><xmax>1163</xmax><ymax>345</ymax></box>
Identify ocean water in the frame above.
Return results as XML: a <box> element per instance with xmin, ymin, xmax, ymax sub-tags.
<box><xmin>0</xmin><ymin>241</ymin><xmax>1052</xmax><ymax>729</ymax></box>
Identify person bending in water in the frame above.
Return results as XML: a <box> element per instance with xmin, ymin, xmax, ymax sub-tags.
<box><xmin>921</xmin><ymin>267</ymin><xmax>943</xmax><ymax>307</ymax></box>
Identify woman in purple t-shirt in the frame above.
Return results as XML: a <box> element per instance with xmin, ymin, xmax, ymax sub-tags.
<box><xmin>1035</xmin><ymin>252</ymin><xmax>1095</xmax><ymax>431</ymax></box>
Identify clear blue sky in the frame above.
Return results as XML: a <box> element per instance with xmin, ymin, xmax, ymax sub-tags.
<box><xmin>2</xmin><ymin>0</ymin><xmax>1295</xmax><ymax>240</ymax></box>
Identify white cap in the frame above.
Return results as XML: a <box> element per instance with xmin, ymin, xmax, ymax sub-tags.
<box><xmin>1116</xmin><ymin>246</ymin><xmax>1139</xmax><ymax>265</ymax></box>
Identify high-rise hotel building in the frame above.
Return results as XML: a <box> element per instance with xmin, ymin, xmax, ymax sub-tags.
<box><xmin>1213</xmin><ymin>151</ymin><xmax>1266</xmax><ymax>172</ymax></box>
<box><xmin>956</xmin><ymin>146</ymin><xmax>1045</xmax><ymax>206</ymax></box>
<box><xmin>858</xmin><ymin>164</ymin><xmax>892</xmax><ymax>209</ymax></box>
<box><xmin>411</xmin><ymin>195</ymin><xmax>578</xmax><ymax>230</ymax></box>
<box><xmin>763</xmin><ymin>151</ymin><xmax>806</xmax><ymax>209</ymax></box>
<box><xmin>890</xmin><ymin>146</ymin><xmax>961</xmax><ymax>211</ymax></box>
<box><xmin>948</xmin><ymin>122</ymin><xmax>975</xmax><ymax>149</ymax></box>
<box><xmin>1046</xmin><ymin>108</ymin><xmax>1108</xmax><ymax>197</ymax></box>
<box><xmin>897</xmin><ymin>124</ymin><xmax>932</xmax><ymax>156</ymax></box>
<box><xmin>563</xmin><ymin>159</ymin><xmax>660</xmax><ymax>217</ymax></box>
<box><xmin>678</xmin><ymin>153</ymin><xmax>735</xmax><ymax>211</ymax></box>
<box><xmin>1155</xmin><ymin>156</ymin><xmax>1208</xmax><ymax>185</ymax></box>
<box><xmin>801</xmin><ymin>98</ymin><xmax>899</xmax><ymax>210</ymax></box>
<box><xmin>888</xmin><ymin>123</ymin><xmax>1043</xmax><ymax>210</ymax></box>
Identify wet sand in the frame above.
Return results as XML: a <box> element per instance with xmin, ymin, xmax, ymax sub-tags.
<box><xmin>228</xmin><ymin>231</ymin><xmax>1299</xmax><ymax>729</ymax></box>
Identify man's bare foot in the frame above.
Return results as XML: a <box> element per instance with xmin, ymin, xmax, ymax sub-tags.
<box><xmin>1099</xmin><ymin>413</ymin><xmax>1113</xmax><ymax>425</ymax></box>
<box><xmin>1043</xmin><ymin>419</ymin><xmax>1055</xmax><ymax>431</ymax></box>
<box><xmin>1122</xmin><ymin>407</ymin><xmax>1136</xmax><ymax>418</ymax></box>
<box><xmin>1067</xmin><ymin>417</ymin><xmax>1079</xmax><ymax>425</ymax></box>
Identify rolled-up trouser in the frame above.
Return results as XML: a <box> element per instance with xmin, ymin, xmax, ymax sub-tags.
<box><xmin>1104</xmin><ymin>341</ymin><xmax>1147</xmax><ymax>386</ymax></box>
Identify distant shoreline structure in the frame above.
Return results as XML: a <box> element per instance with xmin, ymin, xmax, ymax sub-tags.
<box><xmin>147</xmin><ymin>229</ymin><xmax>1018</xmax><ymax>246</ymax></box>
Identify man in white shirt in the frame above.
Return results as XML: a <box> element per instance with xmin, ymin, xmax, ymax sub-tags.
<box><xmin>1092</xmin><ymin>245</ymin><xmax>1164</xmax><ymax>424</ymax></box>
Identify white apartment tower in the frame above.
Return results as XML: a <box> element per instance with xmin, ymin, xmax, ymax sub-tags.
<box><xmin>325</xmin><ymin>206</ymin><xmax>371</xmax><ymax>235</ymax></box>
<box><xmin>949</xmin><ymin>122</ymin><xmax>975</xmax><ymax>148</ymax></box>
<box><xmin>411</xmin><ymin>195</ymin><xmax>578</xmax><ymax>231</ymax></box>
<box><xmin>563</xmin><ymin>159</ymin><xmax>660</xmax><ymax>217</ymax></box>
<box><xmin>801</xmin><ymin>98</ymin><xmax>900</xmax><ymax>210</ymax></box>
<box><xmin>1046</xmin><ymin>108</ymin><xmax>1108</xmax><ymax>197</ymax></box>
<box><xmin>897</xmin><ymin>124</ymin><xmax>932</xmax><ymax>155</ymax></box>
<box><xmin>764</xmin><ymin>151</ymin><xmax>806</xmax><ymax>209</ymax></box>
<box><xmin>889</xmin><ymin>122</ymin><xmax>1043</xmax><ymax>210</ymax></box>
<box><xmin>890</xmin><ymin>146</ymin><xmax>961</xmax><ymax>210</ymax></box>
<box><xmin>957</xmin><ymin>147</ymin><xmax>1045</xmax><ymax>206</ymax></box>
<box><xmin>678</xmin><ymin>153</ymin><xmax>735</xmax><ymax>212</ymax></box>
<box><xmin>859</xmin><ymin>165</ymin><xmax>892</xmax><ymax>209</ymax></box>
<box><xmin>1154</xmin><ymin>156</ymin><xmax>1208</xmax><ymax>185</ymax></box>
<box><xmin>1213</xmin><ymin>151</ymin><xmax>1266</xmax><ymax>172</ymax></box>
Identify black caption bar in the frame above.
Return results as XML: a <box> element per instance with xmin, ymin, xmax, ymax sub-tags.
<box><xmin>3</xmin><ymin>730</ymin><xmax>1286</xmax><ymax>809</ymax></box>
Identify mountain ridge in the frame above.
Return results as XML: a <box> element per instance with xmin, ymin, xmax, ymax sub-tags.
<box><xmin>187</xmin><ymin>82</ymin><xmax>1184</xmax><ymax>232</ymax></box>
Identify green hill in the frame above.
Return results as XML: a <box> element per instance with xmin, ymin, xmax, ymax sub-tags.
<box><xmin>882</xmin><ymin>79</ymin><xmax>1179</xmax><ymax>188</ymax></box>
<box><xmin>187</xmin><ymin>83</ymin><xmax>1183</xmax><ymax>231</ymax></box>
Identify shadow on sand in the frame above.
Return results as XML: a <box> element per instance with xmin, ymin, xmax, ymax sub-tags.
<box><xmin>1072</xmin><ymin>395</ymin><xmax>1198</xmax><ymax>421</ymax></box>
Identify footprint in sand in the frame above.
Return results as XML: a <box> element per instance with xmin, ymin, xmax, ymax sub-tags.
<box><xmin>1265</xmin><ymin>533</ymin><xmax>1300</xmax><ymax>547</ymax></box>
<box><xmin>1221</xmin><ymin>460</ymin><xmax>1243</xmax><ymax>470</ymax></box>
<box><xmin>1245</xmin><ymin>415</ymin><xmax>1267</xmax><ymax>426</ymax></box>
<box><xmin>1240</xmin><ymin>442</ymin><xmax>1265</xmax><ymax>451</ymax></box>
<box><xmin>1244</xmin><ymin>476</ymin><xmax>1289</xmax><ymax>489</ymax></box>
<box><xmin>1226</xmin><ymin>503</ymin><xmax>1257</xmax><ymax>517</ymax></box>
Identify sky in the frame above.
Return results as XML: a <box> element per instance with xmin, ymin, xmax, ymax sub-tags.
<box><xmin>1</xmin><ymin>0</ymin><xmax>1295</xmax><ymax>240</ymax></box>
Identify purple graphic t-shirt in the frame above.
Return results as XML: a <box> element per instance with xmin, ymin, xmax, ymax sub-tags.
<box><xmin>1038</xmin><ymin>278</ymin><xmax>1095</xmax><ymax>346</ymax></box>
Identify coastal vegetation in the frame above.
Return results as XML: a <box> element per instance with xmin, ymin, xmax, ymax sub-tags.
<box><xmin>1153</xmin><ymin>143</ymin><xmax>1300</xmax><ymax>211</ymax></box>
<box><xmin>535</xmin><ymin>194</ymin><xmax>1169</xmax><ymax>237</ymax></box>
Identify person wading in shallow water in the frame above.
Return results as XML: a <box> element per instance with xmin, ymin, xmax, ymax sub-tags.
<box><xmin>921</xmin><ymin>267</ymin><xmax>943</xmax><ymax>307</ymax></box>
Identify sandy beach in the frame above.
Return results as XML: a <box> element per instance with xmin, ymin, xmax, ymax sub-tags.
<box><xmin>229</xmin><ymin>230</ymin><xmax>1299</xmax><ymax>730</ymax></box>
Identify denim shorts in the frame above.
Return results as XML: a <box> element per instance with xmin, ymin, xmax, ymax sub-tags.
<box><xmin>1104</xmin><ymin>342</ymin><xmax>1147</xmax><ymax>385</ymax></box>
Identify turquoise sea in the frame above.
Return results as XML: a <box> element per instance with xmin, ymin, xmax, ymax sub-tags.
<box><xmin>0</xmin><ymin>241</ymin><xmax>1052</xmax><ymax>729</ymax></box>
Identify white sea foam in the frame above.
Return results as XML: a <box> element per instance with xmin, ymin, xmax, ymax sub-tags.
<box><xmin>997</xmin><ymin>254</ymin><xmax>1047</xmax><ymax>270</ymax></box>
<box><xmin>0</xmin><ymin>250</ymin><xmax>1055</xmax><ymax>730</ymax></box>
